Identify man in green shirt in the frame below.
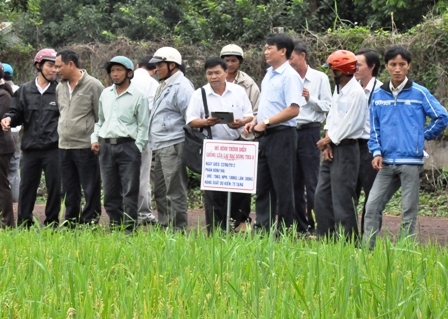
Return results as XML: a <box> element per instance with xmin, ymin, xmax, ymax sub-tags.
<box><xmin>91</xmin><ymin>56</ymin><xmax>149</xmax><ymax>231</ymax></box>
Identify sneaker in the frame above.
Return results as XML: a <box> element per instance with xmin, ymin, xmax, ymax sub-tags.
<box><xmin>138</xmin><ymin>213</ymin><xmax>158</xmax><ymax>225</ymax></box>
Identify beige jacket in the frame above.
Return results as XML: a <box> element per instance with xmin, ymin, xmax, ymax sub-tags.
<box><xmin>234</xmin><ymin>70</ymin><xmax>260</xmax><ymax>115</ymax></box>
<box><xmin>57</xmin><ymin>70</ymin><xmax>104</xmax><ymax>149</ymax></box>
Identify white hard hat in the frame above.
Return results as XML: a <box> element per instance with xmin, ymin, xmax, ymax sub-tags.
<box><xmin>220</xmin><ymin>44</ymin><xmax>244</xmax><ymax>59</ymax></box>
<box><xmin>150</xmin><ymin>47</ymin><xmax>182</xmax><ymax>65</ymax></box>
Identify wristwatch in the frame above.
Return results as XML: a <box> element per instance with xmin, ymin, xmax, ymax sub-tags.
<box><xmin>263</xmin><ymin>118</ymin><xmax>270</xmax><ymax>126</ymax></box>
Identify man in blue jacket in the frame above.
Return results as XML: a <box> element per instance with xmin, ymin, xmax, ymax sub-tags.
<box><xmin>364</xmin><ymin>45</ymin><xmax>448</xmax><ymax>248</ymax></box>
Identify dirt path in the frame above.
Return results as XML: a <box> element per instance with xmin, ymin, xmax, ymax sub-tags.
<box><xmin>14</xmin><ymin>204</ymin><xmax>448</xmax><ymax>245</ymax></box>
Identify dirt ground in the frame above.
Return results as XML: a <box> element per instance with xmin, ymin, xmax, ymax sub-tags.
<box><xmin>13</xmin><ymin>204</ymin><xmax>448</xmax><ymax>246</ymax></box>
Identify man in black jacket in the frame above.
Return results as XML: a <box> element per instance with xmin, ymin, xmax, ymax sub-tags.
<box><xmin>1</xmin><ymin>48</ymin><xmax>61</xmax><ymax>228</ymax></box>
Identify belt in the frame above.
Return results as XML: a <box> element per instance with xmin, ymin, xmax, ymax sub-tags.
<box><xmin>331</xmin><ymin>139</ymin><xmax>357</xmax><ymax>146</ymax></box>
<box><xmin>357</xmin><ymin>138</ymin><xmax>368</xmax><ymax>145</ymax></box>
<box><xmin>101</xmin><ymin>137</ymin><xmax>135</xmax><ymax>145</ymax></box>
<box><xmin>254</xmin><ymin>125</ymin><xmax>290</xmax><ymax>137</ymax></box>
<box><xmin>296</xmin><ymin>122</ymin><xmax>321</xmax><ymax>130</ymax></box>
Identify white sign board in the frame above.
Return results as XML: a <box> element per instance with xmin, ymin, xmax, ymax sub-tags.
<box><xmin>200</xmin><ymin>139</ymin><xmax>258</xmax><ymax>194</ymax></box>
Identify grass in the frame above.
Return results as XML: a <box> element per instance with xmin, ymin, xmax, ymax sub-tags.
<box><xmin>0</xmin><ymin>228</ymin><xmax>447</xmax><ymax>318</ymax></box>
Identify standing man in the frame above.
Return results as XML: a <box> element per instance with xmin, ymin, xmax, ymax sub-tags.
<box><xmin>354</xmin><ymin>48</ymin><xmax>383</xmax><ymax>234</ymax></box>
<box><xmin>364</xmin><ymin>46</ymin><xmax>448</xmax><ymax>248</ymax></box>
<box><xmin>289</xmin><ymin>40</ymin><xmax>332</xmax><ymax>235</ymax></box>
<box><xmin>187</xmin><ymin>57</ymin><xmax>253</xmax><ymax>233</ymax></box>
<box><xmin>1</xmin><ymin>49</ymin><xmax>61</xmax><ymax>228</ymax></box>
<box><xmin>244</xmin><ymin>34</ymin><xmax>305</xmax><ymax>233</ymax></box>
<box><xmin>133</xmin><ymin>55</ymin><xmax>159</xmax><ymax>225</ymax></box>
<box><xmin>314</xmin><ymin>50</ymin><xmax>367</xmax><ymax>241</ymax></box>
<box><xmin>55</xmin><ymin>50</ymin><xmax>104</xmax><ymax>226</ymax></box>
<box><xmin>2</xmin><ymin>63</ymin><xmax>20</xmax><ymax>203</ymax></box>
<box><xmin>91</xmin><ymin>56</ymin><xmax>149</xmax><ymax>231</ymax></box>
<box><xmin>220</xmin><ymin>43</ymin><xmax>260</xmax><ymax>230</ymax></box>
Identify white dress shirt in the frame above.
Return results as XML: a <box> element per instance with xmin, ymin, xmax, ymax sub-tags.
<box><xmin>325</xmin><ymin>76</ymin><xmax>367</xmax><ymax>144</ymax></box>
<box><xmin>361</xmin><ymin>77</ymin><xmax>383</xmax><ymax>139</ymax></box>
<box><xmin>390</xmin><ymin>76</ymin><xmax>408</xmax><ymax>99</ymax></box>
<box><xmin>296</xmin><ymin>66</ymin><xmax>332</xmax><ymax>125</ymax></box>
<box><xmin>186</xmin><ymin>82</ymin><xmax>253</xmax><ymax>140</ymax></box>
<box><xmin>132</xmin><ymin>68</ymin><xmax>159</xmax><ymax>110</ymax></box>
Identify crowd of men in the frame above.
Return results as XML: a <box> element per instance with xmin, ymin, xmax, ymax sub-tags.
<box><xmin>0</xmin><ymin>33</ymin><xmax>447</xmax><ymax>247</ymax></box>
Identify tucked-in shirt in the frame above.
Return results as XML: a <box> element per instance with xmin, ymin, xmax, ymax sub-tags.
<box><xmin>390</xmin><ymin>77</ymin><xmax>408</xmax><ymax>99</ymax></box>
<box><xmin>35</xmin><ymin>77</ymin><xmax>51</xmax><ymax>95</ymax></box>
<box><xmin>132</xmin><ymin>68</ymin><xmax>159</xmax><ymax>110</ymax></box>
<box><xmin>257</xmin><ymin>61</ymin><xmax>306</xmax><ymax>127</ymax></box>
<box><xmin>91</xmin><ymin>83</ymin><xmax>149</xmax><ymax>152</ymax></box>
<box><xmin>296</xmin><ymin>66</ymin><xmax>332</xmax><ymax>125</ymax></box>
<box><xmin>325</xmin><ymin>76</ymin><xmax>367</xmax><ymax>144</ymax></box>
<box><xmin>360</xmin><ymin>77</ymin><xmax>383</xmax><ymax>139</ymax></box>
<box><xmin>186</xmin><ymin>82</ymin><xmax>253</xmax><ymax>141</ymax></box>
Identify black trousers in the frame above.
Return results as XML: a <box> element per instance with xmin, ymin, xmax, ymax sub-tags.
<box><xmin>314</xmin><ymin>142</ymin><xmax>360</xmax><ymax>240</ymax></box>
<box><xmin>293</xmin><ymin>126</ymin><xmax>321</xmax><ymax>233</ymax></box>
<box><xmin>0</xmin><ymin>153</ymin><xmax>14</xmax><ymax>228</ymax></box>
<box><xmin>255</xmin><ymin>127</ymin><xmax>297</xmax><ymax>232</ymax></box>
<box><xmin>18</xmin><ymin>149</ymin><xmax>61</xmax><ymax>227</ymax></box>
<box><xmin>99</xmin><ymin>141</ymin><xmax>141</xmax><ymax>230</ymax></box>
<box><xmin>355</xmin><ymin>139</ymin><xmax>378</xmax><ymax>234</ymax></box>
<box><xmin>60</xmin><ymin>148</ymin><xmax>102</xmax><ymax>224</ymax></box>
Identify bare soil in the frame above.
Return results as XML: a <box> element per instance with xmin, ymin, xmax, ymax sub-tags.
<box><xmin>14</xmin><ymin>204</ymin><xmax>448</xmax><ymax>246</ymax></box>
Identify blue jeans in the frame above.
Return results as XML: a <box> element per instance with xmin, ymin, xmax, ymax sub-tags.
<box><xmin>363</xmin><ymin>164</ymin><xmax>423</xmax><ymax>248</ymax></box>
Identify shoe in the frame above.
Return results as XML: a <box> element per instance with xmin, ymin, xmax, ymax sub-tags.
<box><xmin>138</xmin><ymin>213</ymin><xmax>158</xmax><ymax>225</ymax></box>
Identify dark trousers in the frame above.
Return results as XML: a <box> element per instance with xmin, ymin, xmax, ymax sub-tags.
<box><xmin>314</xmin><ymin>142</ymin><xmax>360</xmax><ymax>240</ymax></box>
<box><xmin>0</xmin><ymin>153</ymin><xmax>14</xmax><ymax>228</ymax></box>
<box><xmin>255</xmin><ymin>127</ymin><xmax>297</xmax><ymax>232</ymax></box>
<box><xmin>99</xmin><ymin>141</ymin><xmax>141</xmax><ymax>229</ymax></box>
<box><xmin>60</xmin><ymin>148</ymin><xmax>102</xmax><ymax>224</ymax></box>
<box><xmin>18</xmin><ymin>149</ymin><xmax>61</xmax><ymax>227</ymax></box>
<box><xmin>355</xmin><ymin>139</ymin><xmax>378</xmax><ymax>234</ymax></box>
<box><xmin>230</xmin><ymin>192</ymin><xmax>252</xmax><ymax>225</ymax></box>
<box><xmin>294</xmin><ymin>126</ymin><xmax>321</xmax><ymax>233</ymax></box>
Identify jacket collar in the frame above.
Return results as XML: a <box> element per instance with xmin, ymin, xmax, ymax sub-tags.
<box><xmin>380</xmin><ymin>79</ymin><xmax>413</xmax><ymax>93</ymax></box>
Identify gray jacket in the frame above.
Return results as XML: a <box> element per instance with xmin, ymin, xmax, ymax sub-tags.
<box><xmin>149</xmin><ymin>72</ymin><xmax>194</xmax><ymax>150</ymax></box>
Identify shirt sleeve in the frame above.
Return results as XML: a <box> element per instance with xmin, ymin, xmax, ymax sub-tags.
<box><xmin>368</xmin><ymin>98</ymin><xmax>382</xmax><ymax>157</ymax></box>
<box><xmin>421</xmin><ymin>87</ymin><xmax>448</xmax><ymax>140</ymax></box>
<box><xmin>135</xmin><ymin>95</ymin><xmax>149</xmax><ymax>152</ymax></box>
<box><xmin>307</xmin><ymin>73</ymin><xmax>332</xmax><ymax>113</ymax></box>
<box><xmin>91</xmin><ymin>91</ymin><xmax>104</xmax><ymax>144</ymax></box>
<box><xmin>284</xmin><ymin>72</ymin><xmax>306</xmax><ymax>108</ymax></box>
<box><xmin>186</xmin><ymin>89</ymin><xmax>205</xmax><ymax>124</ymax></box>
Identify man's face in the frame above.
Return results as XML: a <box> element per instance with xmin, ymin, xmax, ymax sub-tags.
<box><xmin>289</xmin><ymin>50</ymin><xmax>305</xmax><ymax>72</ymax></box>
<box><xmin>264</xmin><ymin>43</ymin><xmax>285</xmax><ymax>66</ymax></box>
<box><xmin>155</xmin><ymin>62</ymin><xmax>175</xmax><ymax>79</ymax></box>
<box><xmin>206</xmin><ymin>64</ymin><xmax>227</xmax><ymax>90</ymax></box>
<box><xmin>385</xmin><ymin>55</ymin><xmax>410</xmax><ymax>84</ymax></box>
<box><xmin>223</xmin><ymin>56</ymin><xmax>241</xmax><ymax>75</ymax></box>
<box><xmin>110</xmin><ymin>64</ymin><xmax>128</xmax><ymax>85</ymax></box>
<box><xmin>355</xmin><ymin>54</ymin><xmax>374</xmax><ymax>82</ymax></box>
<box><xmin>55</xmin><ymin>56</ymin><xmax>71</xmax><ymax>81</ymax></box>
<box><xmin>40</xmin><ymin>61</ymin><xmax>57</xmax><ymax>82</ymax></box>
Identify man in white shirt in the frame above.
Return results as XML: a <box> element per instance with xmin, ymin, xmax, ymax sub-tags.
<box><xmin>314</xmin><ymin>50</ymin><xmax>367</xmax><ymax>241</ymax></box>
<box><xmin>354</xmin><ymin>48</ymin><xmax>383</xmax><ymax>234</ymax></box>
<box><xmin>132</xmin><ymin>55</ymin><xmax>159</xmax><ymax>225</ymax></box>
<box><xmin>289</xmin><ymin>40</ymin><xmax>332</xmax><ymax>235</ymax></box>
<box><xmin>186</xmin><ymin>58</ymin><xmax>253</xmax><ymax>233</ymax></box>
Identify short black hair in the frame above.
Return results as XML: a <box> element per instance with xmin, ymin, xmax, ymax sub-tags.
<box><xmin>56</xmin><ymin>49</ymin><xmax>80</xmax><ymax>68</ymax></box>
<box><xmin>293</xmin><ymin>40</ymin><xmax>308</xmax><ymax>56</ymax></box>
<box><xmin>204</xmin><ymin>58</ymin><xmax>227</xmax><ymax>71</ymax></box>
<box><xmin>3</xmin><ymin>74</ymin><xmax>12</xmax><ymax>81</ymax></box>
<box><xmin>355</xmin><ymin>48</ymin><xmax>381</xmax><ymax>77</ymax></box>
<box><xmin>384</xmin><ymin>45</ymin><xmax>412</xmax><ymax>64</ymax></box>
<box><xmin>266</xmin><ymin>34</ymin><xmax>294</xmax><ymax>59</ymax></box>
<box><xmin>138</xmin><ymin>55</ymin><xmax>156</xmax><ymax>70</ymax></box>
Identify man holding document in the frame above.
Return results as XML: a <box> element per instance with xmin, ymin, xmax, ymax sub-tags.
<box><xmin>186</xmin><ymin>57</ymin><xmax>253</xmax><ymax>233</ymax></box>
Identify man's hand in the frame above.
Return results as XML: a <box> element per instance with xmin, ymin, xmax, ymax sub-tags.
<box><xmin>253</xmin><ymin>121</ymin><xmax>267</xmax><ymax>134</ymax></box>
<box><xmin>322</xmin><ymin>145</ymin><xmax>333</xmax><ymax>161</ymax></box>
<box><xmin>91</xmin><ymin>142</ymin><xmax>100</xmax><ymax>155</ymax></box>
<box><xmin>244</xmin><ymin>119</ymin><xmax>257</xmax><ymax>136</ymax></box>
<box><xmin>206</xmin><ymin>116</ymin><xmax>221</xmax><ymax>127</ymax></box>
<box><xmin>317</xmin><ymin>136</ymin><xmax>331</xmax><ymax>151</ymax></box>
<box><xmin>372</xmin><ymin>156</ymin><xmax>383</xmax><ymax>171</ymax></box>
<box><xmin>227</xmin><ymin>118</ymin><xmax>244</xmax><ymax>129</ymax></box>
<box><xmin>302</xmin><ymin>88</ymin><xmax>310</xmax><ymax>102</ymax></box>
<box><xmin>1</xmin><ymin>117</ymin><xmax>11</xmax><ymax>131</ymax></box>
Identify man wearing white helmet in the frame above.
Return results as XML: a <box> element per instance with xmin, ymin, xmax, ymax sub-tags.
<box><xmin>149</xmin><ymin>47</ymin><xmax>194</xmax><ymax>231</ymax></box>
<box><xmin>91</xmin><ymin>56</ymin><xmax>149</xmax><ymax>231</ymax></box>
<box><xmin>220</xmin><ymin>44</ymin><xmax>260</xmax><ymax>231</ymax></box>
<box><xmin>1</xmin><ymin>48</ymin><xmax>61</xmax><ymax>228</ymax></box>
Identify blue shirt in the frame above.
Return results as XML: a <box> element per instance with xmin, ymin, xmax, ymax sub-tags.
<box><xmin>257</xmin><ymin>61</ymin><xmax>305</xmax><ymax>127</ymax></box>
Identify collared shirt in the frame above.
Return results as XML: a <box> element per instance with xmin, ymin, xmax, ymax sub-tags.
<box><xmin>257</xmin><ymin>61</ymin><xmax>306</xmax><ymax>127</ymax></box>
<box><xmin>186</xmin><ymin>82</ymin><xmax>253</xmax><ymax>140</ymax></box>
<box><xmin>91</xmin><ymin>83</ymin><xmax>149</xmax><ymax>152</ymax></box>
<box><xmin>296</xmin><ymin>66</ymin><xmax>332</xmax><ymax>125</ymax></box>
<box><xmin>66</xmin><ymin>70</ymin><xmax>84</xmax><ymax>100</ymax></box>
<box><xmin>325</xmin><ymin>76</ymin><xmax>367</xmax><ymax>144</ymax></box>
<box><xmin>390</xmin><ymin>77</ymin><xmax>408</xmax><ymax>99</ymax></box>
<box><xmin>132</xmin><ymin>68</ymin><xmax>159</xmax><ymax>110</ymax></box>
<box><xmin>154</xmin><ymin>71</ymin><xmax>181</xmax><ymax>102</ymax></box>
<box><xmin>35</xmin><ymin>77</ymin><xmax>51</xmax><ymax>95</ymax></box>
<box><xmin>360</xmin><ymin>77</ymin><xmax>383</xmax><ymax>139</ymax></box>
